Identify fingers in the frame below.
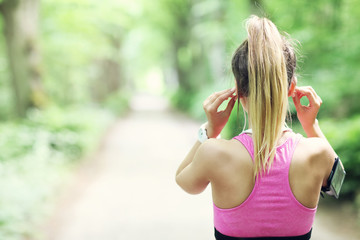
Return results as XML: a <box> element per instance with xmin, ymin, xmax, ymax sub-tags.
<box><xmin>204</xmin><ymin>88</ymin><xmax>235</xmax><ymax>106</ymax></box>
<box><xmin>207</xmin><ymin>89</ymin><xmax>232</xmax><ymax>103</ymax></box>
<box><xmin>224</xmin><ymin>95</ymin><xmax>236</xmax><ymax>115</ymax></box>
<box><xmin>203</xmin><ymin>88</ymin><xmax>236</xmax><ymax>114</ymax></box>
<box><xmin>292</xmin><ymin>89</ymin><xmax>302</xmax><ymax>111</ymax></box>
<box><xmin>292</xmin><ymin>87</ymin><xmax>308</xmax><ymax>113</ymax></box>
<box><xmin>212</xmin><ymin>88</ymin><xmax>236</xmax><ymax>110</ymax></box>
<box><xmin>292</xmin><ymin>86</ymin><xmax>322</xmax><ymax>110</ymax></box>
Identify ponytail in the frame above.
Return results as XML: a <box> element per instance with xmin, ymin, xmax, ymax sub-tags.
<box><xmin>232</xmin><ymin>15</ymin><xmax>295</xmax><ymax>177</ymax></box>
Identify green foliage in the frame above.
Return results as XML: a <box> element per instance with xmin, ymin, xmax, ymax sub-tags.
<box><xmin>0</xmin><ymin>0</ymin><xmax>131</xmax><ymax>238</ymax></box>
<box><xmin>171</xmin><ymin>88</ymin><xmax>196</xmax><ymax>113</ymax></box>
<box><xmin>103</xmin><ymin>89</ymin><xmax>131</xmax><ymax>116</ymax></box>
<box><xmin>39</xmin><ymin>0</ymin><xmax>135</xmax><ymax>106</ymax></box>
<box><xmin>263</xmin><ymin>0</ymin><xmax>360</xmax><ymax>119</ymax></box>
<box><xmin>0</xmin><ymin>106</ymin><xmax>114</xmax><ymax>240</ymax></box>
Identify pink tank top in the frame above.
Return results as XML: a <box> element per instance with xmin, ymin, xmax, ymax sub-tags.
<box><xmin>213</xmin><ymin>132</ymin><xmax>317</xmax><ymax>237</ymax></box>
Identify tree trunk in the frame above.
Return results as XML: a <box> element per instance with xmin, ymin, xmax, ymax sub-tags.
<box><xmin>91</xmin><ymin>58</ymin><xmax>121</xmax><ymax>102</ymax></box>
<box><xmin>173</xmin><ymin>41</ymin><xmax>192</xmax><ymax>92</ymax></box>
<box><xmin>208</xmin><ymin>0</ymin><xmax>226</xmax><ymax>84</ymax></box>
<box><xmin>90</xmin><ymin>29</ymin><xmax>124</xmax><ymax>103</ymax></box>
<box><xmin>0</xmin><ymin>0</ymin><xmax>45</xmax><ymax>117</ymax></box>
<box><xmin>164</xmin><ymin>0</ymin><xmax>193</xmax><ymax>93</ymax></box>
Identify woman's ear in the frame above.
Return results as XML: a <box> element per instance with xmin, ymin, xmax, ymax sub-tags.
<box><xmin>288</xmin><ymin>76</ymin><xmax>297</xmax><ymax>97</ymax></box>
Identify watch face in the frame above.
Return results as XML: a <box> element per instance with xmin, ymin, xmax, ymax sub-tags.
<box><xmin>198</xmin><ymin>127</ymin><xmax>208</xmax><ymax>143</ymax></box>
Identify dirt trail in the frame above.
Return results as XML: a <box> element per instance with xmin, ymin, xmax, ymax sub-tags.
<box><xmin>43</xmin><ymin>93</ymin><xmax>359</xmax><ymax>240</ymax></box>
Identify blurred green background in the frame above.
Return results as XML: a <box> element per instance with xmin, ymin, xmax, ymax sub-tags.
<box><xmin>0</xmin><ymin>0</ymin><xmax>359</xmax><ymax>239</ymax></box>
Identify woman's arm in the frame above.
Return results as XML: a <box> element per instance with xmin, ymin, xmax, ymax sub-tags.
<box><xmin>292</xmin><ymin>86</ymin><xmax>337</xmax><ymax>186</ymax></box>
<box><xmin>175</xmin><ymin>141</ymin><xmax>201</xmax><ymax>178</ymax></box>
<box><xmin>175</xmin><ymin>88</ymin><xmax>236</xmax><ymax>194</ymax></box>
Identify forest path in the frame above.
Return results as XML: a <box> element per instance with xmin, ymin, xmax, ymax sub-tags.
<box><xmin>43</xmin><ymin>93</ymin><xmax>359</xmax><ymax>240</ymax></box>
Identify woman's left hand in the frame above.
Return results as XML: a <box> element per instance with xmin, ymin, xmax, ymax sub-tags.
<box><xmin>202</xmin><ymin>88</ymin><xmax>237</xmax><ymax>138</ymax></box>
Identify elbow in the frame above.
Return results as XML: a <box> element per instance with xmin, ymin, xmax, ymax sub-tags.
<box><xmin>175</xmin><ymin>174</ymin><xmax>181</xmax><ymax>187</ymax></box>
<box><xmin>175</xmin><ymin>174</ymin><xmax>190</xmax><ymax>193</ymax></box>
<box><xmin>175</xmin><ymin>175</ymin><xmax>207</xmax><ymax>195</ymax></box>
<box><xmin>175</xmin><ymin>174</ymin><xmax>185</xmax><ymax>191</ymax></box>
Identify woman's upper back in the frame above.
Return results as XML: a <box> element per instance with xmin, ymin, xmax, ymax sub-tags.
<box><xmin>203</xmin><ymin>130</ymin><xmax>332</xmax><ymax>237</ymax></box>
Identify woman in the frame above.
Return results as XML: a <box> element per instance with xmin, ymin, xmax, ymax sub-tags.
<box><xmin>175</xmin><ymin>15</ymin><xmax>337</xmax><ymax>239</ymax></box>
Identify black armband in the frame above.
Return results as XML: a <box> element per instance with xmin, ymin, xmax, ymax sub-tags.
<box><xmin>321</xmin><ymin>157</ymin><xmax>346</xmax><ymax>199</ymax></box>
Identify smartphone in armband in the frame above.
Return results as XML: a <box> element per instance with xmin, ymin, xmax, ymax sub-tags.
<box><xmin>321</xmin><ymin>157</ymin><xmax>346</xmax><ymax>199</ymax></box>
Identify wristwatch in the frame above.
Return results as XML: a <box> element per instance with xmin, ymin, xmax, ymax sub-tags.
<box><xmin>198</xmin><ymin>122</ymin><xmax>209</xmax><ymax>143</ymax></box>
<box><xmin>198</xmin><ymin>122</ymin><xmax>221</xmax><ymax>143</ymax></box>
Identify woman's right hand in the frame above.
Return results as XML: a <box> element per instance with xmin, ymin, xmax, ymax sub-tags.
<box><xmin>292</xmin><ymin>86</ymin><xmax>323</xmax><ymax>134</ymax></box>
<box><xmin>202</xmin><ymin>88</ymin><xmax>236</xmax><ymax>138</ymax></box>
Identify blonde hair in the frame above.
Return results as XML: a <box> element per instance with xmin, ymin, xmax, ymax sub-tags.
<box><xmin>231</xmin><ymin>15</ymin><xmax>296</xmax><ymax>177</ymax></box>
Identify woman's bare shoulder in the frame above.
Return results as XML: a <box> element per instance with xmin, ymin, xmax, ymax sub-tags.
<box><xmin>297</xmin><ymin>136</ymin><xmax>333</xmax><ymax>157</ymax></box>
<box><xmin>294</xmin><ymin>136</ymin><xmax>335</xmax><ymax>174</ymax></box>
<box><xmin>196</xmin><ymin>138</ymin><xmax>253</xmax><ymax>176</ymax></box>
<box><xmin>199</xmin><ymin>137</ymin><xmax>251</xmax><ymax>160</ymax></box>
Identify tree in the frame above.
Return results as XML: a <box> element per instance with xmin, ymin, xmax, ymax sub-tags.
<box><xmin>162</xmin><ymin>0</ymin><xmax>194</xmax><ymax>92</ymax></box>
<box><xmin>0</xmin><ymin>0</ymin><xmax>46</xmax><ymax>117</ymax></box>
